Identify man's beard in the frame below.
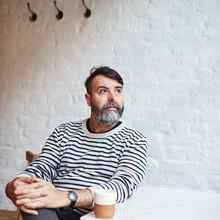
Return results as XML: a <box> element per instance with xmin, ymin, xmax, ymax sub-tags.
<box><xmin>91</xmin><ymin>101</ymin><xmax>124</xmax><ymax>127</ymax></box>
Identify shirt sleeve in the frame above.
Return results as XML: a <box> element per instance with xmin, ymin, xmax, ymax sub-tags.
<box><xmin>18</xmin><ymin>126</ymin><xmax>62</xmax><ymax>182</ymax></box>
<box><xmin>89</xmin><ymin>136</ymin><xmax>148</xmax><ymax>203</ymax></box>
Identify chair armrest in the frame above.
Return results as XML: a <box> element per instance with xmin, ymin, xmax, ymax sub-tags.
<box><xmin>26</xmin><ymin>151</ymin><xmax>38</xmax><ymax>165</ymax></box>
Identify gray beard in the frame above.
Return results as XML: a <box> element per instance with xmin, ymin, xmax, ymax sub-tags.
<box><xmin>91</xmin><ymin>102</ymin><xmax>124</xmax><ymax>127</ymax></box>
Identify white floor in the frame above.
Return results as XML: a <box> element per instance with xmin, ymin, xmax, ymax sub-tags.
<box><xmin>81</xmin><ymin>185</ymin><xmax>220</xmax><ymax>220</ymax></box>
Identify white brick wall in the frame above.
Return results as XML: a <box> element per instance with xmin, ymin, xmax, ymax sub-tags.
<box><xmin>0</xmin><ymin>0</ymin><xmax>220</xmax><ymax>210</ymax></box>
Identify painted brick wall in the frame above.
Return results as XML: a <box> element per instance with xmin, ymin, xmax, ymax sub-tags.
<box><xmin>0</xmin><ymin>0</ymin><xmax>220</xmax><ymax>210</ymax></box>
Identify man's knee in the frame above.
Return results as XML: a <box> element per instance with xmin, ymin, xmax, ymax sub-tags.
<box><xmin>21</xmin><ymin>208</ymin><xmax>59</xmax><ymax>220</ymax></box>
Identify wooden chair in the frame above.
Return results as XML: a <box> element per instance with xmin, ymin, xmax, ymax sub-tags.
<box><xmin>17</xmin><ymin>151</ymin><xmax>38</xmax><ymax>220</ymax></box>
<box><xmin>26</xmin><ymin>151</ymin><xmax>38</xmax><ymax>166</ymax></box>
<box><xmin>0</xmin><ymin>209</ymin><xmax>17</xmax><ymax>220</ymax></box>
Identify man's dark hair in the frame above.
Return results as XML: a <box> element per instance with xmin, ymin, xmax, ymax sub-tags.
<box><xmin>85</xmin><ymin>66</ymin><xmax>124</xmax><ymax>95</ymax></box>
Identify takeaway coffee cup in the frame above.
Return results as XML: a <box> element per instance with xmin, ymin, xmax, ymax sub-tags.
<box><xmin>94</xmin><ymin>189</ymin><xmax>116</xmax><ymax>219</ymax></box>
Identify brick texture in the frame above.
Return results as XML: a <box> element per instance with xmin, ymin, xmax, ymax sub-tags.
<box><xmin>0</xmin><ymin>0</ymin><xmax>220</xmax><ymax>210</ymax></box>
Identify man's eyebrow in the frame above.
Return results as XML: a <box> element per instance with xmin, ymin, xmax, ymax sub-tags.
<box><xmin>97</xmin><ymin>85</ymin><xmax>108</xmax><ymax>90</ymax></box>
<box><xmin>115</xmin><ymin>85</ymin><xmax>123</xmax><ymax>89</ymax></box>
<box><xmin>97</xmin><ymin>85</ymin><xmax>123</xmax><ymax>90</ymax></box>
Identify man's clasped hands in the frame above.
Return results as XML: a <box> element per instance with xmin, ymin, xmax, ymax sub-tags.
<box><xmin>7</xmin><ymin>176</ymin><xmax>64</xmax><ymax>215</ymax></box>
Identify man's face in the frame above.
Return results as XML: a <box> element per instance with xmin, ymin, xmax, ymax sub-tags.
<box><xmin>85</xmin><ymin>75</ymin><xmax>124</xmax><ymax>126</ymax></box>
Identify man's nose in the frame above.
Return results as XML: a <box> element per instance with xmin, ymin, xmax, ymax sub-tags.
<box><xmin>108</xmin><ymin>91</ymin><xmax>115</xmax><ymax>102</ymax></box>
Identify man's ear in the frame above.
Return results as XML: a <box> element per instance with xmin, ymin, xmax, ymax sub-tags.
<box><xmin>85</xmin><ymin>93</ymin><xmax>91</xmax><ymax>107</ymax></box>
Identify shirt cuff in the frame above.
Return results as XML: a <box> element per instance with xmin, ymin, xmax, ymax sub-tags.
<box><xmin>87</xmin><ymin>185</ymin><xmax>103</xmax><ymax>207</ymax></box>
<box><xmin>17</xmin><ymin>173</ymin><xmax>32</xmax><ymax>178</ymax></box>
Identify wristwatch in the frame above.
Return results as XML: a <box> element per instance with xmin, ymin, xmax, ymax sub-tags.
<box><xmin>68</xmin><ymin>191</ymin><xmax>78</xmax><ymax>207</ymax></box>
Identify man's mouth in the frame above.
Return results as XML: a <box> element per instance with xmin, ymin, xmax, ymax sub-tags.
<box><xmin>102</xmin><ymin>103</ymin><xmax>119</xmax><ymax>113</ymax></box>
<box><xmin>106</xmin><ymin>107</ymin><xmax>116</xmax><ymax>109</ymax></box>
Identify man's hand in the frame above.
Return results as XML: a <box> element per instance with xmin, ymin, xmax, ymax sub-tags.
<box><xmin>6</xmin><ymin>176</ymin><xmax>93</xmax><ymax>215</ymax></box>
<box><xmin>15</xmin><ymin>178</ymin><xmax>69</xmax><ymax>209</ymax></box>
<box><xmin>5</xmin><ymin>176</ymin><xmax>46</xmax><ymax>215</ymax></box>
<box><xmin>16</xmin><ymin>178</ymin><xmax>93</xmax><ymax>209</ymax></box>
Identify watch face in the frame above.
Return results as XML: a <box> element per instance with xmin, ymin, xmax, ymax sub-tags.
<box><xmin>69</xmin><ymin>191</ymin><xmax>77</xmax><ymax>201</ymax></box>
<box><xmin>69</xmin><ymin>192</ymin><xmax>76</xmax><ymax>200</ymax></box>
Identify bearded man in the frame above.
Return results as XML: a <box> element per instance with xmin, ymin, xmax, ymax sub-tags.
<box><xmin>5</xmin><ymin>66</ymin><xmax>148</xmax><ymax>220</ymax></box>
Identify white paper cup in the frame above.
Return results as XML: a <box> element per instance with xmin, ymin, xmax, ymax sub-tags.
<box><xmin>94</xmin><ymin>189</ymin><xmax>116</xmax><ymax>219</ymax></box>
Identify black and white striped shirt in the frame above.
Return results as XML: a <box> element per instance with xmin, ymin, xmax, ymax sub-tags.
<box><xmin>21</xmin><ymin>119</ymin><xmax>148</xmax><ymax>204</ymax></box>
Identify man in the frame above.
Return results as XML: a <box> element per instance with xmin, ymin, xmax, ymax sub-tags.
<box><xmin>5</xmin><ymin>66</ymin><xmax>148</xmax><ymax>220</ymax></box>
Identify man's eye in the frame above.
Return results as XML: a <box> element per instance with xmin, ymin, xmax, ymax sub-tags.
<box><xmin>100</xmin><ymin>89</ymin><xmax>107</xmax><ymax>93</ymax></box>
<box><xmin>116</xmin><ymin>89</ymin><xmax>121</xmax><ymax>93</ymax></box>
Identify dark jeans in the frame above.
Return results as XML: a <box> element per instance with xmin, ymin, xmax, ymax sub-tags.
<box><xmin>21</xmin><ymin>207</ymin><xmax>84</xmax><ymax>220</ymax></box>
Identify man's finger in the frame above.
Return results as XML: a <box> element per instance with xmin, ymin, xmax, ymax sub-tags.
<box><xmin>23</xmin><ymin>202</ymin><xmax>45</xmax><ymax>210</ymax></box>
<box><xmin>34</xmin><ymin>178</ymin><xmax>47</xmax><ymax>184</ymax></box>
<box><xmin>18</xmin><ymin>205</ymin><xmax>39</xmax><ymax>216</ymax></box>
<box><xmin>16</xmin><ymin>176</ymin><xmax>36</xmax><ymax>185</ymax></box>
<box><xmin>16</xmin><ymin>189</ymin><xmax>48</xmax><ymax>205</ymax></box>
<box><xmin>16</xmin><ymin>191</ymin><xmax>48</xmax><ymax>200</ymax></box>
<box><xmin>16</xmin><ymin>198</ymin><xmax>31</xmax><ymax>205</ymax></box>
<box><xmin>15</xmin><ymin>182</ymin><xmax>45</xmax><ymax>195</ymax></box>
<box><xmin>34</xmin><ymin>182</ymin><xmax>46</xmax><ymax>189</ymax></box>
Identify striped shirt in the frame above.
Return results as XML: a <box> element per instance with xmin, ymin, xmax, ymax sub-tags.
<box><xmin>21</xmin><ymin>119</ymin><xmax>148</xmax><ymax>204</ymax></box>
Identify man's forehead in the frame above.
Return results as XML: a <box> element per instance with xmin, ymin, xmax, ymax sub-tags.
<box><xmin>92</xmin><ymin>75</ymin><xmax>123</xmax><ymax>88</ymax></box>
